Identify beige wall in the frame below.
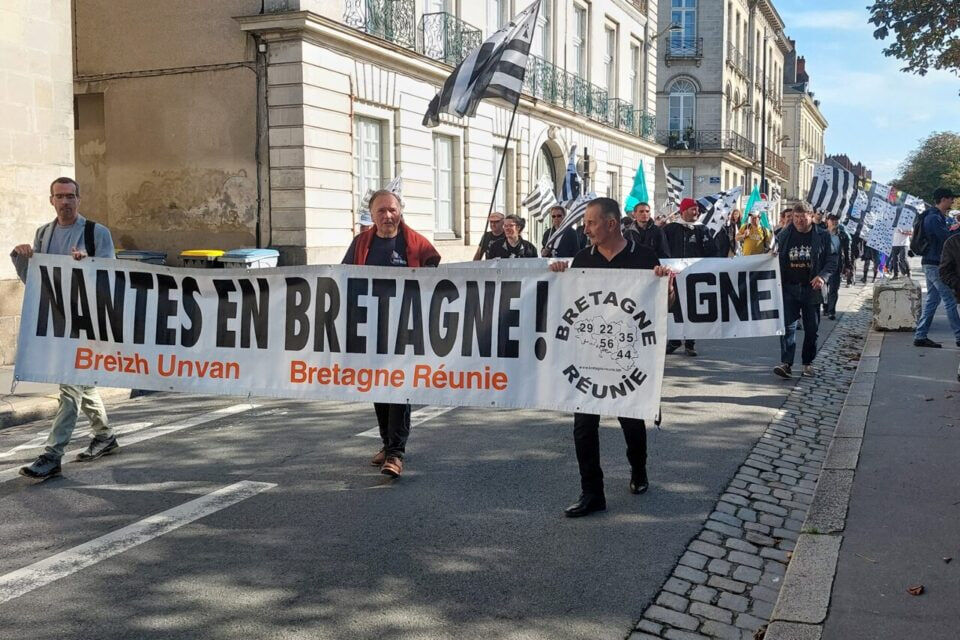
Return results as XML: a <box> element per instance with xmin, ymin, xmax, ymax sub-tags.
<box><xmin>0</xmin><ymin>0</ymin><xmax>75</xmax><ymax>365</ymax></box>
<box><xmin>73</xmin><ymin>0</ymin><xmax>263</xmax><ymax>260</ymax></box>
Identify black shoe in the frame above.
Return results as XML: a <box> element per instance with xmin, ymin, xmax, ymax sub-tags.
<box><xmin>665</xmin><ymin>343</ymin><xmax>680</xmax><ymax>355</ymax></box>
<box><xmin>773</xmin><ymin>363</ymin><xmax>793</xmax><ymax>379</ymax></box>
<box><xmin>684</xmin><ymin>347</ymin><xmax>698</xmax><ymax>357</ymax></box>
<box><xmin>630</xmin><ymin>469</ymin><xmax>649</xmax><ymax>495</ymax></box>
<box><xmin>564</xmin><ymin>493</ymin><xmax>606</xmax><ymax>518</ymax></box>
<box><xmin>828</xmin><ymin>313</ymin><xmax>836</xmax><ymax>320</ymax></box>
<box><xmin>19</xmin><ymin>454</ymin><xmax>62</xmax><ymax>479</ymax></box>
<box><xmin>75</xmin><ymin>435</ymin><xmax>119</xmax><ymax>461</ymax></box>
<box><xmin>913</xmin><ymin>338</ymin><xmax>942</xmax><ymax>348</ymax></box>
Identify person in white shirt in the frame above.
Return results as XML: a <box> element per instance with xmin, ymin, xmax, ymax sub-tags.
<box><xmin>890</xmin><ymin>228</ymin><xmax>911</xmax><ymax>279</ymax></box>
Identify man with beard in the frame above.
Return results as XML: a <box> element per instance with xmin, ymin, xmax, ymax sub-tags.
<box><xmin>663</xmin><ymin>198</ymin><xmax>716</xmax><ymax>356</ymax></box>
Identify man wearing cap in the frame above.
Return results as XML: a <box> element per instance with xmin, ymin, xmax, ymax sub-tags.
<box><xmin>663</xmin><ymin>197</ymin><xmax>716</xmax><ymax>356</ymax></box>
<box><xmin>473</xmin><ymin>211</ymin><xmax>506</xmax><ymax>260</ymax></box>
<box><xmin>737</xmin><ymin>210</ymin><xmax>773</xmax><ymax>256</ymax></box>
<box><xmin>914</xmin><ymin>187</ymin><xmax>960</xmax><ymax>348</ymax></box>
<box><xmin>343</xmin><ymin>189</ymin><xmax>441</xmax><ymax>478</ymax></box>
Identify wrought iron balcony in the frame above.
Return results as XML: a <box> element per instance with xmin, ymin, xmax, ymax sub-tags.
<box><xmin>656</xmin><ymin>129</ymin><xmax>756</xmax><ymax>160</ymax></box>
<box><xmin>418</xmin><ymin>12</ymin><xmax>482</xmax><ymax>67</ymax></box>
<box><xmin>664</xmin><ymin>36</ymin><xmax>703</xmax><ymax>61</ymax></box>
<box><xmin>522</xmin><ymin>55</ymin><xmax>655</xmax><ymax>140</ymax></box>
<box><xmin>343</xmin><ymin>0</ymin><xmax>416</xmax><ymax>49</ymax></box>
<box><xmin>764</xmin><ymin>147</ymin><xmax>789</xmax><ymax>178</ymax></box>
<box><xmin>725</xmin><ymin>42</ymin><xmax>751</xmax><ymax>79</ymax></box>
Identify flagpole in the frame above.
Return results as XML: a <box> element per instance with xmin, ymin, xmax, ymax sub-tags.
<box><xmin>473</xmin><ymin>0</ymin><xmax>542</xmax><ymax>260</ymax></box>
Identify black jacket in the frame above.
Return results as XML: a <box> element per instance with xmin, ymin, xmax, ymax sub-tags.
<box><xmin>715</xmin><ymin>223</ymin><xmax>739</xmax><ymax>257</ymax></box>
<box><xmin>941</xmin><ymin>234</ymin><xmax>960</xmax><ymax>296</ymax></box>
<box><xmin>663</xmin><ymin>222</ymin><xmax>717</xmax><ymax>258</ymax></box>
<box><xmin>624</xmin><ymin>220</ymin><xmax>671</xmax><ymax>258</ymax></box>
<box><xmin>776</xmin><ymin>225</ymin><xmax>838</xmax><ymax>302</ymax></box>
<box><xmin>541</xmin><ymin>225</ymin><xmax>581</xmax><ymax>258</ymax></box>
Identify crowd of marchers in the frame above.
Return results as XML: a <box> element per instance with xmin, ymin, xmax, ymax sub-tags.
<box><xmin>10</xmin><ymin>178</ymin><xmax>960</xmax><ymax>519</ymax></box>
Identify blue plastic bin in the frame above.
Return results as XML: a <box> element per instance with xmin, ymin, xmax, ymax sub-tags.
<box><xmin>217</xmin><ymin>248</ymin><xmax>280</xmax><ymax>269</ymax></box>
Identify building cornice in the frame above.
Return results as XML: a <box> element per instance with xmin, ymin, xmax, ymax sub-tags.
<box><xmin>235</xmin><ymin>11</ymin><xmax>666</xmax><ymax>157</ymax></box>
<box><xmin>783</xmin><ymin>91</ymin><xmax>828</xmax><ymax>129</ymax></box>
<box><xmin>749</xmin><ymin>0</ymin><xmax>791</xmax><ymax>55</ymax></box>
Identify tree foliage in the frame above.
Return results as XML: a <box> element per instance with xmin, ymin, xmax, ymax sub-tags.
<box><xmin>891</xmin><ymin>131</ymin><xmax>960</xmax><ymax>200</ymax></box>
<box><xmin>868</xmin><ymin>1</ymin><xmax>960</xmax><ymax>79</ymax></box>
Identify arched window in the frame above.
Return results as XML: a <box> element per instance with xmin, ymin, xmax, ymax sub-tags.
<box><xmin>733</xmin><ymin>89</ymin><xmax>740</xmax><ymax>134</ymax></box>
<box><xmin>668</xmin><ymin>78</ymin><xmax>696</xmax><ymax>135</ymax></box>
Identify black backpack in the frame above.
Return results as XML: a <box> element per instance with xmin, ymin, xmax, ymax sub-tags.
<box><xmin>910</xmin><ymin>210</ymin><xmax>930</xmax><ymax>255</ymax></box>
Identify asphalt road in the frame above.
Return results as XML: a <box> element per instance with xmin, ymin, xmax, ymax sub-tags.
<box><xmin>0</xmin><ymin>315</ymin><xmax>843</xmax><ymax>640</ymax></box>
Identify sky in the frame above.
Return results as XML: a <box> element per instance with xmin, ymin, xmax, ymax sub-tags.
<box><xmin>776</xmin><ymin>0</ymin><xmax>958</xmax><ymax>183</ymax></box>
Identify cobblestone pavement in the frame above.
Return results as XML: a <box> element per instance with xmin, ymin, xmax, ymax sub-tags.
<box><xmin>630</xmin><ymin>285</ymin><xmax>874</xmax><ymax>640</ymax></box>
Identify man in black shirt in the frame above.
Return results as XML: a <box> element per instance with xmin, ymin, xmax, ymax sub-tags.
<box><xmin>541</xmin><ymin>205</ymin><xmax>582</xmax><ymax>258</ymax></box>
<box><xmin>623</xmin><ymin>201</ymin><xmax>670</xmax><ymax>258</ymax></box>
<box><xmin>773</xmin><ymin>202</ymin><xmax>837</xmax><ymax>379</ymax></box>
<box><xmin>473</xmin><ymin>211</ymin><xmax>505</xmax><ymax>260</ymax></box>
<box><xmin>663</xmin><ymin>198</ymin><xmax>717</xmax><ymax>356</ymax></box>
<box><xmin>550</xmin><ymin>197</ymin><xmax>676</xmax><ymax>518</ymax></box>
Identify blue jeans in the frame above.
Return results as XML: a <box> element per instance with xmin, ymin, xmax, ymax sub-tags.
<box><xmin>915</xmin><ymin>264</ymin><xmax>960</xmax><ymax>341</ymax></box>
<box><xmin>780</xmin><ymin>285</ymin><xmax>821</xmax><ymax>366</ymax></box>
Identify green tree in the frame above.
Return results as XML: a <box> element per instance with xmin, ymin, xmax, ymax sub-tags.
<box><xmin>868</xmin><ymin>1</ymin><xmax>960</xmax><ymax>79</ymax></box>
<box><xmin>891</xmin><ymin>131</ymin><xmax>960</xmax><ymax>200</ymax></box>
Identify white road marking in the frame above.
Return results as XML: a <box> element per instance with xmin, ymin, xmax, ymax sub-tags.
<box><xmin>0</xmin><ymin>403</ymin><xmax>259</xmax><ymax>483</ymax></box>
<box><xmin>0</xmin><ymin>422</ymin><xmax>154</xmax><ymax>459</ymax></box>
<box><xmin>70</xmin><ymin>481</ymin><xmax>220</xmax><ymax>495</ymax></box>
<box><xmin>355</xmin><ymin>405</ymin><xmax>456</xmax><ymax>438</ymax></box>
<box><xmin>0</xmin><ymin>480</ymin><xmax>275</xmax><ymax>604</ymax></box>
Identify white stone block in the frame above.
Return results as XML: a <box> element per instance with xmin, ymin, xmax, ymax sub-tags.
<box><xmin>872</xmin><ymin>279</ymin><xmax>921</xmax><ymax>331</ymax></box>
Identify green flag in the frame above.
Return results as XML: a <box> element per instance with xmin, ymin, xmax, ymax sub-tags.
<box><xmin>624</xmin><ymin>161</ymin><xmax>648</xmax><ymax>213</ymax></box>
<box><xmin>743</xmin><ymin>184</ymin><xmax>772</xmax><ymax>230</ymax></box>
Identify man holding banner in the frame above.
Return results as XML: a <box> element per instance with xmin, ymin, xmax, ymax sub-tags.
<box><xmin>10</xmin><ymin>178</ymin><xmax>119</xmax><ymax>480</ymax></box>
<box><xmin>550</xmin><ymin>197</ymin><xmax>675</xmax><ymax>517</ymax></box>
<box><xmin>663</xmin><ymin>198</ymin><xmax>716</xmax><ymax>357</ymax></box>
<box><xmin>773</xmin><ymin>203</ymin><xmax>837</xmax><ymax>379</ymax></box>
<box><xmin>342</xmin><ymin>189</ymin><xmax>441</xmax><ymax>478</ymax></box>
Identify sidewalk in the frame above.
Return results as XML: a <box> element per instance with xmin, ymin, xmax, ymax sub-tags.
<box><xmin>0</xmin><ymin>365</ymin><xmax>130</xmax><ymax>429</ymax></box>
<box><xmin>765</xmin><ymin>289</ymin><xmax>960</xmax><ymax>639</ymax></box>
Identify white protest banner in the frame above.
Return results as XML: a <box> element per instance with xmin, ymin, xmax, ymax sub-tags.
<box><xmin>15</xmin><ymin>255</ymin><xmax>668</xmax><ymax>420</ymax></box>
<box><xmin>663</xmin><ymin>255</ymin><xmax>784</xmax><ymax>340</ymax></box>
<box><xmin>451</xmin><ymin>256</ymin><xmax>785</xmax><ymax>340</ymax></box>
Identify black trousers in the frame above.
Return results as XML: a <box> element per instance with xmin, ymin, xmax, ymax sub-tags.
<box><xmin>573</xmin><ymin>413</ymin><xmax>647</xmax><ymax>495</ymax></box>
<box><xmin>374</xmin><ymin>403</ymin><xmax>411</xmax><ymax>458</ymax></box>
<box><xmin>890</xmin><ymin>246</ymin><xmax>910</xmax><ymax>278</ymax></box>
<box><xmin>667</xmin><ymin>339</ymin><xmax>695</xmax><ymax>349</ymax></box>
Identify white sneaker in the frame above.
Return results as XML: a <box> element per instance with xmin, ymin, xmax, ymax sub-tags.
<box><xmin>802</xmin><ymin>365</ymin><xmax>815</xmax><ymax>377</ymax></box>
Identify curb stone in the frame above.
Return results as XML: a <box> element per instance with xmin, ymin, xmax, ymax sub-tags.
<box><xmin>1</xmin><ymin>386</ymin><xmax>132</xmax><ymax>430</ymax></box>
<box><xmin>630</xmin><ymin>284</ymin><xmax>874</xmax><ymax>640</ymax></box>
<box><xmin>763</xmin><ymin>327</ymin><xmax>881</xmax><ymax>639</ymax></box>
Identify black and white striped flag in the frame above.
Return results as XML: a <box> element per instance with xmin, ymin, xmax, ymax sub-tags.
<box><xmin>807</xmin><ymin>164</ymin><xmax>857</xmax><ymax>217</ymax></box>
<box><xmin>663</xmin><ymin>162</ymin><xmax>684</xmax><ymax>209</ymax></box>
<box><xmin>422</xmin><ymin>1</ymin><xmax>540</xmax><ymax>127</ymax></box>
<box><xmin>544</xmin><ymin>192</ymin><xmax>596</xmax><ymax>250</ymax></box>
<box><xmin>522</xmin><ymin>177</ymin><xmax>558</xmax><ymax>220</ymax></box>
<box><xmin>697</xmin><ymin>186</ymin><xmax>743</xmax><ymax>236</ymax></box>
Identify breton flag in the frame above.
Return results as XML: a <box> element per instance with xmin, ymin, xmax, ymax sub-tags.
<box><xmin>663</xmin><ymin>163</ymin><xmax>684</xmax><ymax>209</ymax></box>
<box><xmin>807</xmin><ymin>163</ymin><xmax>857</xmax><ymax>217</ymax></box>
<box><xmin>358</xmin><ymin>174</ymin><xmax>404</xmax><ymax>217</ymax></box>
<box><xmin>561</xmin><ymin>144</ymin><xmax>582</xmax><ymax>202</ymax></box>
<box><xmin>422</xmin><ymin>1</ymin><xmax>540</xmax><ymax>127</ymax></box>
<box><xmin>545</xmin><ymin>192</ymin><xmax>597</xmax><ymax>250</ymax></box>
<box><xmin>697</xmin><ymin>186</ymin><xmax>743</xmax><ymax>236</ymax></box>
<box><xmin>522</xmin><ymin>177</ymin><xmax>559</xmax><ymax>220</ymax></box>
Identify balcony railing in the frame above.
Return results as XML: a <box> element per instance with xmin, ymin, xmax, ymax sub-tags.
<box><xmin>344</xmin><ymin>0</ymin><xmax>416</xmax><ymax>49</ymax></box>
<box><xmin>522</xmin><ymin>55</ymin><xmax>656</xmax><ymax>141</ymax></box>
<box><xmin>664</xmin><ymin>36</ymin><xmax>703</xmax><ymax>61</ymax></box>
<box><xmin>726</xmin><ymin>42</ymin><xmax>751</xmax><ymax>79</ymax></box>
<box><xmin>656</xmin><ymin>129</ymin><xmax>756</xmax><ymax>160</ymax></box>
<box><xmin>418</xmin><ymin>12</ymin><xmax>482</xmax><ymax>67</ymax></box>
<box><xmin>764</xmin><ymin>147</ymin><xmax>789</xmax><ymax>178</ymax></box>
<box><xmin>627</xmin><ymin>0</ymin><xmax>649</xmax><ymax>13</ymax></box>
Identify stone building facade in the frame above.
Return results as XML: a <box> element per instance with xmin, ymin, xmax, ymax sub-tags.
<box><xmin>653</xmin><ymin>0</ymin><xmax>790</xmax><ymax>212</ymax></box>
<box><xmin>71</xmin><ymin>0</ymin><xmax>665</xmax><ymax>266</ymax></box>
<box><xmin>1</xmin><ymin>0</ymin><xmax>75</xmax><ymax>365</ymax></box>
<box><xmin>781</xmin><ymin>51</ymin><xmax>826</xmax><ymax>203</ymax></box>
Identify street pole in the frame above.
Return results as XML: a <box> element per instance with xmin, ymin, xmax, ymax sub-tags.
<box><xmin>473</xmin><ymin>0</ymin><xmax>543</xmax><ymax>259</ymax></box>
<box><xmin>759</xmin><ymin>27</ymin><xmax>767</xmax><ymax>196</ymax></box>
<box><xmin>583</xmin><ymin>148</ymin><xmax>591</xmax><ymax>194</ymax></box>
